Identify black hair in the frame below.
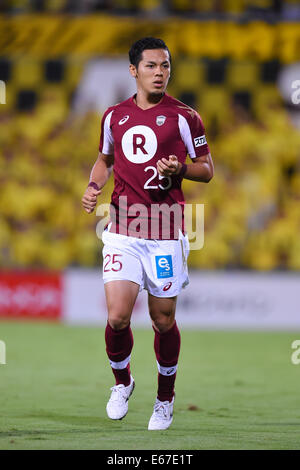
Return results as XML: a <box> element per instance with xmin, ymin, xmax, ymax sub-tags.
<box><xmin>129</xmin><ymin>37</ymin><xmax>171</xmax><ymax>69</ymax></box>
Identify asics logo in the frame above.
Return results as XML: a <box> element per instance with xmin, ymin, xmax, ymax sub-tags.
<box><xmin>163</xmin><ymin>282</ymin><xmax>172</xmax><ymax>291</ymax></box>
<box><xmin>119</xmin><ymin>115</ymin><xmax>129</xmax><ymax>125</ymax></box>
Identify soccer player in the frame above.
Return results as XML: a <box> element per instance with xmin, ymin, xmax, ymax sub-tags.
<box><xmin>82</xmin><ymin>37</ymin><xmax>214</xmax><ymax>430</ymax></box>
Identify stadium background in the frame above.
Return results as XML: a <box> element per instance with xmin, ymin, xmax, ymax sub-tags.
<box><xmin>0</xmin><ymin>0</ymin><xmax>300</xmax><ymax>451</ymax></box>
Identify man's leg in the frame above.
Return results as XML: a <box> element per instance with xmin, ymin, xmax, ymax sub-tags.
<box><xmin>148</xmin><ymin>294</ymin><xmax>180</xmax><ymax>402</ymax></box>
<box><xmin>104</xmin><ymin>280</ymin><xmax>139</xmax><ymax>420</ymax></box>
<box><xmin>104</xmin><ymin>280</ymin><xmax>139</xmax><ymax>386</ymax></box>
<box><xmin>147</xmin><ymin>294</ymin><xmax>180</xmax><ymax>430</ymax></box>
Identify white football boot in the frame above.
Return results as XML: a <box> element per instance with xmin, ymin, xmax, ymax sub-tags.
<box><xmin>148</xmin><ymin>396</ymin><xmax>175</xmax><ymax>430</ymax></box>
<box><xmin>106</xmin><ymin>376</ymin><xmax>135</xmax><ymax>420</ymax></box>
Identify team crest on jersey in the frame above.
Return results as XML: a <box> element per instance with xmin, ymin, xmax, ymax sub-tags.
<box><xmin>119</xmin><ymin>115</ymin><xmax>129</xmax><ymax>125</ymax></box>
<box><xmin>156</xmin><ymin>115</ymin><xmax>166</xmax><ymax>126</ymax></box>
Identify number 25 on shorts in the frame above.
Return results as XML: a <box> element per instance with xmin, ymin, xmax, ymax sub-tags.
<box><xmin>104</xmin><ymin>254</ymin><xmax>123</xmax><ymax>272</ymax></box>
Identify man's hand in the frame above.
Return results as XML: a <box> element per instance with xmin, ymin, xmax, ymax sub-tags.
<box><xmin>82</xmin><ymin>186</ymin><xmax>102</xmax><ymax>214</ymax></box>
<box><xmin>157</xmin><ymin>155</ymin><xmax>182</xmax><ymax>177</ymax></box>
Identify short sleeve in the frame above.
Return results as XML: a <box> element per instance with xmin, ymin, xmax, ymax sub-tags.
<box><xmin>178</xmin><ymin>110</ymin><xmax>210</xmax><ymax>159</ymax></box>
<box><xmin>99</xmin><ymin>108</ymin><xmax>114</xmax><ymax>155</ymax></box>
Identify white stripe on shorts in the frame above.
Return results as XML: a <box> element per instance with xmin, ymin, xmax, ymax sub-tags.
<box><xmin>109</xmin><ymin>354</ymin><xmax>131</xmax><ymax>370</ymax></box>
<box><xmin>156</xmin><ymin>361</ymin><xmax>177</xmax><ymax>376</ymax></box>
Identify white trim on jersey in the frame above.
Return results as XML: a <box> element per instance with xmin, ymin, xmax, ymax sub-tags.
<box><xmin>109</xmin><ymin>354</ymin><xmax>131</xmax><ymax>370</ymax></box>
<box><xmin>156</xmin><ymin>361</ymin><xmax>178</xmax><ymax>376</ymax></box>
<box><xmin>102</xmin><ymin>110</ymin><xmax>114</xmax><ymax>155</ymax></box>
<box><xmin>178</xmin><ymin>113</ymin><xmax>196</xmax><ymax>159</ymax></box>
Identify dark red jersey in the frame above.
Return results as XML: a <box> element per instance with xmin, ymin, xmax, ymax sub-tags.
<box><xmin>99</xmin><ymin>93</ymin><xmax>210</xmax><ymax>239</ymax></box>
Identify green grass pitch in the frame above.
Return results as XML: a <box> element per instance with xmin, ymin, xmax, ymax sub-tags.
<box><xmin>0</xmin><ymin>321</ymin><xmax>300</xmax><ymax>450</ymax></box>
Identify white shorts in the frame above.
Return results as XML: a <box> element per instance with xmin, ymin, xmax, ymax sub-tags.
<box><xmin>102</xmin><ymin>227</ymin><xmax>190</xmax><ymax>298</ymax></box>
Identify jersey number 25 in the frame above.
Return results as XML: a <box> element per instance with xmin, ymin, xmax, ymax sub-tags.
<box><xmin>144</xmin><ymin>166</ymin><xmax>172</xmax><ymax>191</ymax></box>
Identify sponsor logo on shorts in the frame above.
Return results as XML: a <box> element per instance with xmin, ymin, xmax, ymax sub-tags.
<box><xmin>155</xmin><ymin>255</ymin><xmax>173</xmax><ymax>279</ymax></box>
<box><xmin>163</xmin><ymin>282</ymin><xmax>172</xmax><ymax>291</ymax></box>
<box><xmin>119</xmin><ymin>115</ymin><xmax>129</xmax><ymax>125</ymax></box>
<box><xmin>194</xmin><ymin>135</ymin><xmax>207</xmax><ymax>147</ymax></box>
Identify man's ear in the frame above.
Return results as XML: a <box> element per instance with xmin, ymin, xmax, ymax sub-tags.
<box><xmin>129</xmin><ymin>64</ymin><xmax>137</xmax><ymax>78</ymax></box>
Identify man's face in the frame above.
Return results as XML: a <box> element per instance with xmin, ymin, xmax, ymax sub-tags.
<box><xmin>130</xmin><ymin>48</ymin><xmax>171</xmax><ymax>95</ymax></box>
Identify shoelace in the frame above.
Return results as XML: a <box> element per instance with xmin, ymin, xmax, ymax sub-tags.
<box><xmin>109</xmin><ymin>385</ymin><xmax>128</xmax><ymax>402</ymax></box>
<box><xmin>153</xmin><ymin>401</ymin><xmax>170</xmax><ymax>420</ymax></box>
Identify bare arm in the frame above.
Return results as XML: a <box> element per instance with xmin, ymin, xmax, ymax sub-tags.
<box><xmin>181</xmin><ymin>153</ymin><xmax>214</xmax><ymax>182</ymax></box>
<box><xmin>89</xmin><ymin>151</ymin><xmax>114</xmax><ymax>189</ymax></box>
<box><xmin>82</xmin><ymin>152</ymin><xmax>114</xmax><ymax>213</ymax></box>
<box><xmin>157</xmin><ymin>153</ymin><xmax>214</xmax><ymax>183</ymax></box>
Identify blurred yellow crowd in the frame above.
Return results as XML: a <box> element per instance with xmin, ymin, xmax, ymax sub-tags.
<box><xmin>1</xmin><ymin>85</ymin><xmax>300</xmax><ymax>271</ymax></box>
<box><xmin>183</xmin><ymin>103</ymin><xmax>300</xmax><ymax>270</ymax></box>
<box><xmin>0</xmin><ymin>0</ymin><xmax>289</xmax><ymax>15</ymax></box>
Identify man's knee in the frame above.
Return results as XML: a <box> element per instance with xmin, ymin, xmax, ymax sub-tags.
<box><xmin>152</xmin><ymin>313</ymin><xmax>175</xmax><ymax>333</ymax></box>
<box><xmin>108</xmin><ymin>313</ymin><xmax>131</xmax><ymax>330</ymax></box>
